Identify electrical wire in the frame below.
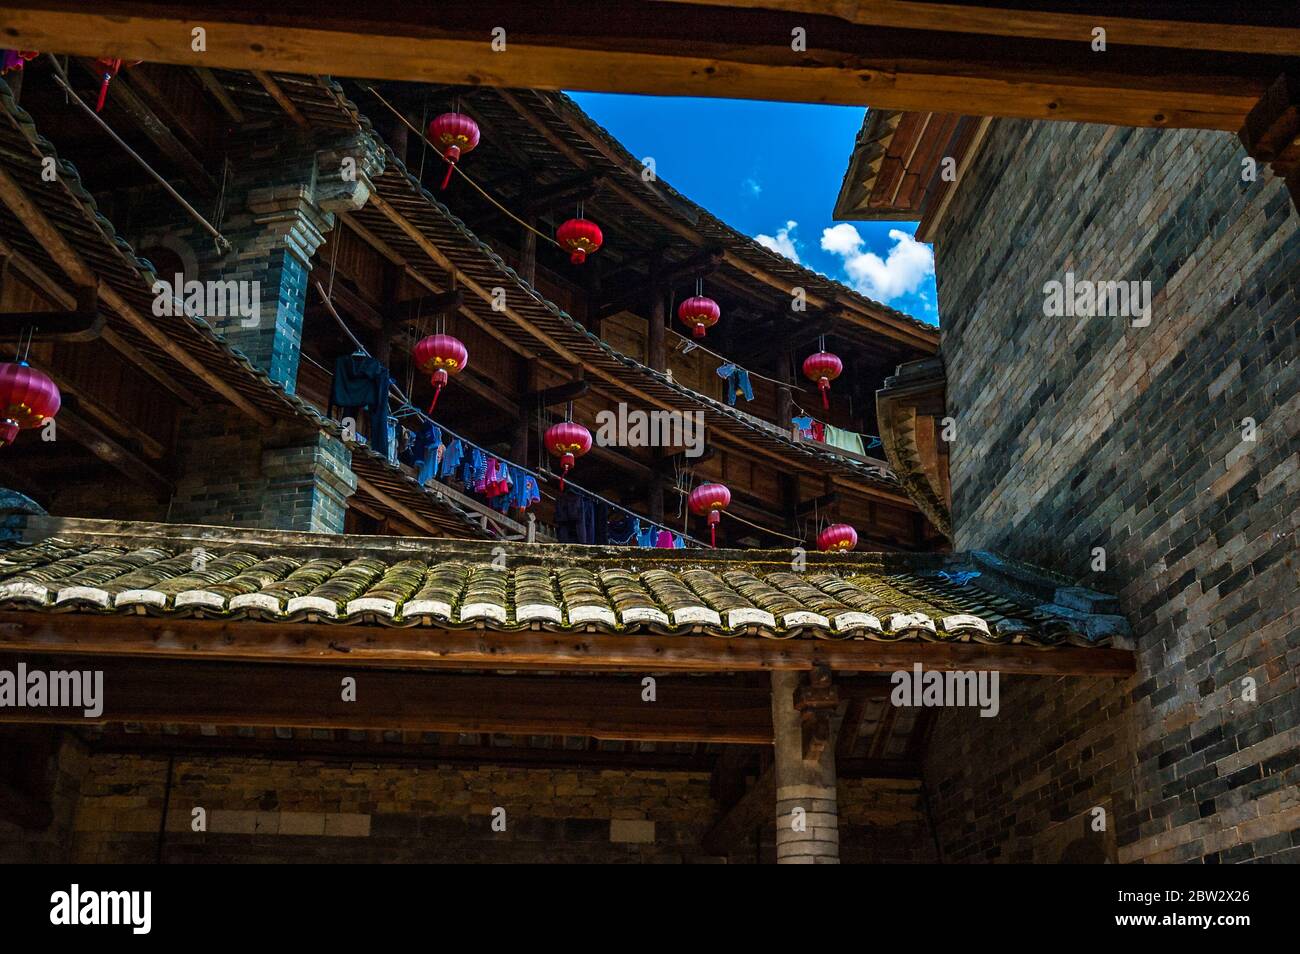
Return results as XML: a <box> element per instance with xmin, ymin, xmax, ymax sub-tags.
<box><xmin>313</xmin><ymin>281</ymin><xmax>703</xmax><ymax>546</ymax></box>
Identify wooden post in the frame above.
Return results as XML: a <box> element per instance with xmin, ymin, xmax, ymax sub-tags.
<box><xmin>520</xmin><ymin>216</ymin><xmax>537</xmax><ymax>288</ymax></box>
<box><xmin>647</xmin><ymin>252</ymin><xmax>666</xmax><ymax>372</ymax></box>
<box><xmin>775</xmin><ymin>349</ymin><xmax>794</xmax><ymax>431</ymax></box>
<box><xmin>771</xmin><ymin>669</ymin><xmax>840</xmax><ymax>864</ymax></box>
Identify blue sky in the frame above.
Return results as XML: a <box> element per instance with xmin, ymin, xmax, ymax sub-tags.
<box><xmin>568</xmin><ymin>93</ymin><xmax>939</xmax><ymax>324</ymax></box>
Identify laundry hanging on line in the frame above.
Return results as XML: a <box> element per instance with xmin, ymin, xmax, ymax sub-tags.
<box><xmin>716</xmin><ymin>363</ymin><xmax>754</xmax><ymax>406</ymax></box>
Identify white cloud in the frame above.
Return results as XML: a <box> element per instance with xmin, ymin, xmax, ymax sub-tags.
<box><xmin>819</xmin><ymin>225</ymin><xmax>934</xmax><ymax>302</ymax></box>
<box><xmin>743</xmin><ymin>177</ymin><xmax>762</xmax><ymax>197</ymax></box>
<box><xmin>755</xmin><ymin>220</ymin><xmax>800</xmax><ymax>263</ymax></box>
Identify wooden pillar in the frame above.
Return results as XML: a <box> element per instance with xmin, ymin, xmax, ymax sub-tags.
<box><xmin>647</xmin><ymin>253</ymin><xmax>666</xmax><ymax>372</ymax></box>
<box><xmin>775</xmin><ymin>350</ymin><xmax>794</xmax><ymax>431</ymax></box>
<box><xmin>388</xmin><ymin>116</ymin><xmax>409</xmax><ymax>169</ymax></box>
<box><xmin>519</xmin><ymin>216</ymin><xmax>537</xmax><ymax>288</ymax></box>
<box><xmin>374</xmin><ymin>263</ymin><xmax>400</xmax><ymax>369</ymax></box>
<box><xmin>771</xmin><ymin>669</ymin><xmax>840</xmax><ymax>864</ymax></box>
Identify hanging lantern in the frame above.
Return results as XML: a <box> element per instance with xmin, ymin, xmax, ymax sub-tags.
<box><xmin>802</xmin><ymin>350</ymin><xmax>843</xmax><ymax>410</ymax></box>
<box><xmin>678</xmin><ymin>295</ymin><xmax>721</xmax><ymax>339</ymax></box>
<box><xmin>0</xmin><ymin>51</ymin><xmax>38</xmax><ymax>75</ymax></box>
<box><xmin>0</xmin><ymin>361</ymin><xmax>60</xmax><ymax>447</ymax></box>
<box><xmin>556</xmin><ymin>218</ymin><xmax>603</xmax><ymax>265</ymax></box>
<box><xmin>817</xmin><ymin>523</ymin><xmax>858</xmax><ymax>553</ymax></box>
<box><xmin>92</xmin><ymin>57</ymin><xmax>140</xmax><ymax>113</ymax></box>
<box><xmin>544</xmin><ymin>421</ymin><xmax>592</xmax><ymax>491</ymax></box>
<box><xmin>428</xmin><ymin>112</ymin><xmax>481</xmax><ymax>190</ymax></box>
<box><xmin>412</xmin><ymin>334</ymin><xmax>468</xmax><ymax>414</ymax></box>
<box><xmin>688</xmin><ymin>482</ymin><xmax>731</xmax><ymax>548</ymax></box>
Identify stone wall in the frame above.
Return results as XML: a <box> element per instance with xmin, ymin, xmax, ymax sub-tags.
<box><xmin>927</xmin><ymin>118</ymin><xmax>1299</xmax><ymax>863</ymax></box>
<box><xmin>6</xmin><ymin>745</ymin><xmax>937</xmax><ymax>863</ymax></box>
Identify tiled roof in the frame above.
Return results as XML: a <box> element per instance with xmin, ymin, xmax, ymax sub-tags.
<box><xmin>0</xmin><ymin>518</ymin><xmax>1130</xmax><ymax>648</ymax></box>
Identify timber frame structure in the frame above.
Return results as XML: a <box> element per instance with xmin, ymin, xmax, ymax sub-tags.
<box><xmin>9</xmin><ymin>3</ymin><xmax>1258</xmax><ymax>863</ymax></box>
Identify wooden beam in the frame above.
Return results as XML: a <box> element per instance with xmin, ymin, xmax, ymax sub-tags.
<box><xmin>406</xmin><ymin>289</ymin><xmax>465</xmax><ymax>318</ymax></box>
<box><xmin>517</xmin><ymin>171</ymin><xmax>605</xmax><ymax>215</ymax></box>
<box><xmin>0</xmin><ymin>654</ymin><xmax>775</xmax><ymax>743</ymax></box>
<box><xmin>0</xmin><ymin>290</ymin><xmax>103</xmax><ymax>342</ymax></box>
<box><xmin>1239</xmin><ymin>72</ymin><xmax>1300</xmax><ymax>204</ymax></box>
<box><xmin>3</xmin><ymin>3</ymin><xmax>1285</xmax><ymax>135</ymax></box>
<box><xmin>0</xmin><ymin>237</ymin><xmax>198</xmax><ymax>407</ymax></box>
<box><xmin>55</xmin><ymin>402</ymin><xmax>173</xmax><ymax>501</ymax></box>
<box><xmin>794</xmin><ymin>491</ymin><xmax>838</xmax><ymax>516</ymax></box>
<box><xmin>836</xmin><ymin>695</ymin><xmax>868</xmax><ymax>761</ymax></box>
<box><xmin>526</xmin><ymin>379</ymin><xmax>589</xmax><ymax>407</ymax></box>
<box><xmin>353</xmin><ymin>476</ymin><xmax>443</xmax><ymax>537</ymax></box>
<box><xmin>0</xmin><ymin>166</ymin><xmax>274</xmax><ymax>427</ymax></box>
<box><xmin>251</xmin><ymin>70</ymin><xmax>308</xmax><ymax>127</ymax></box>
<box><xmin>90</xmin><ymin>728</ymin><xmax>716</xmax><ymax>772</ymax></box>
<box><xmin>596</xmin><ymin>246</ymin><xmax>724</xmax><ymax>319</ymax></box>
<box><xmin>0</xmin><ymin>611</ymin><xmax>1139</xmax><ymax>677</ymax></box>
<box><xmin>367</xmin><ymin>191</ymin><xmax>583</xmax><ymax>364</ymax></box>
<box><xmin>702</xmin><ymin>767</ymin><xmax>774</xmax><ymax>855</ymax></box>
<box><xmin>193</xmin><ymin>66</ymin><xmax>244</xmax><ymax>122</ymax></box>
<box><xmin>0</xmin><ymin>344</ymin><xmax>168</xmax><ymax>460</ymax></box>
<box><xmin>74</xmin><ymin>59</ymin><xmax>217</xmax><ymax>194</ymax></box>
<box><xmin>674</xmin><ymin>1</ymin><xmax>1300</xmax><ymax>56</ymax></box>
<box><xmin>340</xmin><ymin>213</ymin><xmax>543</xmax><ymax>362</ymax></box>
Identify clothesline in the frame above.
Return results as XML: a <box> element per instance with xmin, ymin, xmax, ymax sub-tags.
<box><xmin>313</xmin><ymin>282</ymin><xmax>702</xmax><ymax>546</ymax></box>
<box><xmin>668</xmin><ymin>328</ymin><xmax>809</xmax><ymax>392</ymax></box>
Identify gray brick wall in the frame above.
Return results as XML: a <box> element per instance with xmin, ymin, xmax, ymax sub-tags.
<box><xmin>168</xmin><ymin>407</ymin><xmax>356</xmax><ymax>533</ymax></box>
<box><xmin>926</xmin><ymin>119</ymin><xmax>1299</xmax><ymax>863</ymax></box>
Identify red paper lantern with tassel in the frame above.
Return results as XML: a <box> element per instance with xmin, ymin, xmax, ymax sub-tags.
<box><xmin>678</xmin><ymin>295</ymin><xmax>721</xmax><ymax>339</ymax></box>
<box><xmin>544</xmin><ymin>421</ymin><xmax>592</xmax><ymax>491</ymax></box>
<box><xmin>1</xmin><ymin>51</ymin><xmax>38</xmax><ymax>75</ymax></box>
<box><xmin>0</xmin><ymin>361</ymin><xmax>60</xmax><ymax>447</ymax></box>
<box><xmin>556</xmin><ymin>218</ymin><xmax>603</xmax><ymax>265</ymax></box>
<box><xmin>92</xmin><ymin>57</ymin><xmax>140</xmax><ymax>113</ymax></box>
<box><xmin>688</xmin><ymin>482</ymin><xmax>731</xmax><ymax>548</ymax></box>
<box><xmin>412</xmin><ymin>334</ymin><xmax>468</xmax><ymax>413</ymax></box>
<box><xmin>802</xmin><ymin>350</ymin><xmax>843</xmax><ymax>410</ymax></box>
<box><xmin>428</xmin><ymin>112</ymin><xmax>481</xmax><ymax>190</ymax></box>
<box><xmin>817</xmin><ymin>523</ymin><xmax>858</xmax><ymax>553</ymax></box>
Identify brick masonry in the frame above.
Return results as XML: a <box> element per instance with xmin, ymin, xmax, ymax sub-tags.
<box><xmin>2</xmin><ymin>743</ymin><xmax>936</xmax><ymax>864</ymax></box>
<box><xmin>132</xmin><ymin>124</ymin><xmax>383</xmax><ymax>394</ymax></box>
<box><xmin>926</xmin><ymin>119</ymin><xmax>1299</xmax><ymax>863</ymax></box>
<box><xmin>167</xmin><ymin>406</ymin><xmax>356</xmax><ymax>533</ymax></box>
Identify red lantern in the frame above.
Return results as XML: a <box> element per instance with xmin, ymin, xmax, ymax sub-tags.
<box><xmin>92</xmin><ymin>57</ymin><xmax>140</xmax><ymax>113</ymax></box>
<box><xmin>1</xmin><ymin>51</ymin><xmax>38</xmax><ymax>75</ymax></box>
<box><xmin>556</xmin><ymin>218</ymin><xmax>603</xmax><ymax>265</ymax></box>
<box><xmin>544</xmin><ymin>421</ymin><xmax>592</xmax><ymax>491</ymax></box>
<box><xmin>428</xmin><ymin>112</ymin><xmax>481</xmax><ymax>190</ymax></box>
<box><xmin>802</xmin><ymin>351</ymin><xmax>843</xmax><ymax>410</ymax></box>
<box><xmin>0</xmin><ymin>361</ymin><xmax>60</xmax><ymax>447</ymax></box>
<box><xmin>688</xmin><ymin>482</ymin><xmax>731</xmax><ymax>548</ymax></box>
<box><xmin>817</xmin><ymin>523</ymin><xmax>858</xmax><ymax>552</ymax></box>
<box><xmin>412</xmin><ymin>334</ymin><xmax>468</xmax><ymax>413</ymax></box>
<box><xmin>678</xmin><ymin>295</ymin><xmax>721</xmax><ymax>339</ymax></box>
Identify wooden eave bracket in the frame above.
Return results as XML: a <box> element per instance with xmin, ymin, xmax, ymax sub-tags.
<box><xmin>1239</xmin><ymin>72</ymin><xmax>1300</xmax><ymax>206</ymax></box>
<box><xmin>876</xmin><ymin>356</ymin><xmax>953</xmax><ymax>539</ymax></box>
<box><xmin>794</xmin><ymin>664</ymin><xmax>838</xmax><ymax>761</ymax></box>
<box><xmin>0</xmin><ymin>284</ymin><xmax>103</xmax><ymax>342</ymax></box>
